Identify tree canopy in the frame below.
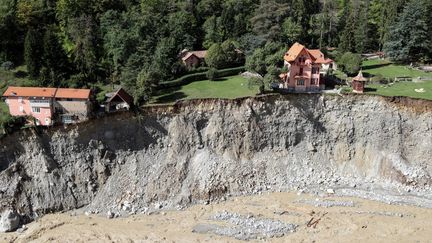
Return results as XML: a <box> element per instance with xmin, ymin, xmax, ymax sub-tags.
<box><xmin>0</xmin><ymin>0</ymin><xmax>431</xmax><ymax>102</ymax></box>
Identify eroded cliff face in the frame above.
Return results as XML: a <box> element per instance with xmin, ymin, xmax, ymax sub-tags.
<box><xmin>0</xmin><ymin>94</ymin><xmax>431</xmax><ymax>222</ymax></box>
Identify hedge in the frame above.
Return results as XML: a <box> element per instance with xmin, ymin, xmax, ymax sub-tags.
<box><xmin>159</xmin><ymin>66</ymin><xmax>245</xmax><ymax>89</ymax></box>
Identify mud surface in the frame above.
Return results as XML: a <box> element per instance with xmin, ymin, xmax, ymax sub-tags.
<box><xmin>2</xmin><ymin>192</ymin><xmax>432</xmax><ymax>242</ymax></box>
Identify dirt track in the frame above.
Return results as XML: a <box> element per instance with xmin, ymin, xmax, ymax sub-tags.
<box><xmin>2</xmin><ymin>192</ymin><xmax>432</xmax><ymax>243</ymax></box>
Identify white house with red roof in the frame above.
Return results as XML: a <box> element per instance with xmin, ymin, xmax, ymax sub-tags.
<box><xmin>2</xmin><ymin>86</ymin><xmax>92</xmax><ymax>126</ymax></box>
<box><xmin>279</xmin><ymin>42</ymin><xmax>335</xmax><ymax>92</ymax></box>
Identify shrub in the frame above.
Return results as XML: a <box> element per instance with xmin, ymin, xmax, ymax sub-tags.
<box><xmin>1</xmin><ymin>61</ymin><xmax>14</xmax><ymax>71</ymax></box>
<box><xmin>248</xmin><ymin>76</ymin><xmax>265</xmax><ymax>94</ymax></box>
<box><xmin>370</xmin><ymin>74</ymin><xmax>384</xmax><ymax>84</ymax></box>
<box><xmin>206</xmin><ymin>68</ymin><xmax>219</xmax><ymax>81</ymax></box>
<box><xmin>1</xmin><ymin>116</ymin><xmax>26</xmax><ymax>134</ymax></box>
<box><xmin>338</xmin><ymin>52</ymin><xmax>362</xmax><ymax>76</ymax></box>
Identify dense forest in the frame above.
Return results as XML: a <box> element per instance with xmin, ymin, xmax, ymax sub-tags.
<box><xmin>0</xmin><ymin>0</ymin><xmax>431</xmax><ymax>102</ymax></box>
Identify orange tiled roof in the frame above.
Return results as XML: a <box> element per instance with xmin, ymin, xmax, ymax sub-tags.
<box><xmin>284</xmin><ymin>42</ymin><xmax>306</xmax><ymax>62</ymax></box>
<box><xmin>2</xmin><ymin>87</ymin><xmax>91</xmax><ymax>99</ymax></box>
<box><xmin>2</xmin><ymin>86</ymin><xmax>57</xmax><ymax>98</ymax></box>
<box><xmin>55</xmin><ymin>88</ymin><xmax>91</xmax><ymax>99</ymax></box>
<box><xmin>308</xmin><ymin>49</ymin><xmax>324</xmax><ymax>59</ymax></box>
<box><xmin>284</xmin><ymin>43</ymin><xmax>332</xmax><ymax>65</ymax></box>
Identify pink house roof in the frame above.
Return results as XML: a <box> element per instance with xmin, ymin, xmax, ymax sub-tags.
<box><xmin>284</xmin><ymin>43</ymin><xmax>331</xmax><ymax>64</ymax></box>
<box><xmin>55</xmin><ymin>88</ymin><xmax>91</xmax><ymax>99</ymax></box>
<box><xmin>2</xmin><ymin>86</ymin><xmax>57</xmax><ymax>98</ymax></box>
<box><xmin>284</xmin><ymin>42</ymin><xmax>307</xmax><ymax>62</ymax></box>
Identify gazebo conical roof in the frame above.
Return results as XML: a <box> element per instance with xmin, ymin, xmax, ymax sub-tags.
<box><xmin>352</xmin><ymin>70</ymin><xmax>367</xmax><ymax>82</ymax></box>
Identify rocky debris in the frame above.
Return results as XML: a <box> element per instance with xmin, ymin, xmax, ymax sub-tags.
<box><xmin>273</xmin><ymin>211</ymin><xmax>302</xmax><ymax>217</ymax></box>
<box><xmin>340</xmin><ymin>211</ymin><xmax>415</xmax><ymax>218</ymax></box>
<box><xmin>296</xmin><ymin>199</ymin><xmax>356</xmax><ymax>208</ymax></box>
<box><xmin>192</xmin><ymin>211</ymin><xmax>297</xmax><ymax>240</ymax></box>
<box><xmin>107</xmin><ymin>211</ymin><xmax>115</xmax><ymax>219</ymax></box>
<box><xmin>16</xmin><ymin>225</ymin><xmax>27</xmax><ymax>233</ymax></box>
<box><xmin>326</xmin><ymin>188</ymin><xmax>335</xmax><ymax>194</ymax></box>
<box><xmin>0</xmin><ymin>209</ymin><xmax>20</xmax><ymax>233</ymax></box>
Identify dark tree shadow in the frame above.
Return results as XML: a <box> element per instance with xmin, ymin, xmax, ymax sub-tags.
<box><xmin>14</xmin><ymin>70</ymin><xmax>28</xmax><ymax>78</ymax></box>
<box><xmin>211</xmin><ymin>77</ymin><xmax>228</xmax><ymax>82</ymax></box>
<box><xmin>364</xmin><ymin>87</ymin><xmax>378</xmax><ymax>92</ymax></box>
<box><xmin>362</xmin><ymin>63</ymin><xmax>391</xmax><ymax>70</ymax></box>
<box><xmin>154</xmin><ymin>92</ymin><xmax>187</xmax><ymax>104</ymax></box>
<box><xmin>362</xmin><ymin>72</ymin><xmax>374</xmax><ymax>78</ymax></box>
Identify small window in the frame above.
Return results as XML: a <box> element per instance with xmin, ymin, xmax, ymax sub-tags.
<box><xmin>32</xmin><ymin>107</ymin><xmax>41</xmax><ymax>113</ymax></box>
<box><xmin>311</xmin><ymin>78</ymin><xmax>318</xmax><ymax>85</ymax></box>
<box><xmin>297</xmin><ymin>79</ymin><xmax>305</xmax><ymax>86</ymax></box>
<box><xmin>299</xmin><ymin>67</ymin><xmax>303</xmax><ymax>75</ymax></box>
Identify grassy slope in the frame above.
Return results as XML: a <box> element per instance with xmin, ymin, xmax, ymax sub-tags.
<box><xmin>362</xmin><ymin>60</ymin><xmax>432</xmax><ymax>79</ymax></box>
<box><xmin>152</xmin><ymin>75</ymin><xmax>258</xmax><ymax>104</ymax></box>
<box><xmin>361</xmin><ymin>60</ymin><xmax>432</xmax><ymax>100</ymax></box>
<box><xmin>366</xmin><ymin>82</ymin><xmax>432</xmax><ymax>100</ymax></box>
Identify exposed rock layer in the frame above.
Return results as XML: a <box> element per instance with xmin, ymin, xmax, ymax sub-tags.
<box><xmin>0</xmin><ymin>94</ymin><xmax>431</xmax><ymax>222</ymax></box>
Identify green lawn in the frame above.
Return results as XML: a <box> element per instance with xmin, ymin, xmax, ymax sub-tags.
<box><xmin>366</xmin><ymin>81</ymin><xmax>432</xmax><ymax>100</ymax></box>
<box><xmin>151</xmin><ymin>75</ymin><xmax>258</xmax><ymax>104</ymax></box>
<box><xmin>360</xmin><ymin>60</ymin><xmax>432</xmax><ymax>100</ymax></box>
<box><xmin>362</xmin><ymin>59</ymin><xmax>432</xmax><ymax>80</ymax></box>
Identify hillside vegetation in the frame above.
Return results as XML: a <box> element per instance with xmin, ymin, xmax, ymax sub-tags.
<box><xmin>0</xmin><ymin>0</ymin><xmax>431</xmax><ymax>104</ymax></box>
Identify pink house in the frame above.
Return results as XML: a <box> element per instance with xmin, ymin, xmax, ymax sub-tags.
<box><xmin>280</xmin><ymin>42</ymin><xmax>333</xmax><ymax>92</ymax></box>
<box><xmin>2</xmin><ymin>86</ymin><xmax>91</xmax><ymax>126</ymax></box>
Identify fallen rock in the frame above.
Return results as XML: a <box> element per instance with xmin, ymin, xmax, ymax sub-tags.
<box><xmin>107</xmin><ymin>211</ymin><xmax>114</xmax><ymax>219</ymax></box>
<box><xmin>0</xmin><ymin>209</ymin><xmax>21</xmax><ymax>233</ymax></box>
<box><xmin>327</xmin><ymin>189</ymin><xmax>335</xmax><ymax>194</ymax></box>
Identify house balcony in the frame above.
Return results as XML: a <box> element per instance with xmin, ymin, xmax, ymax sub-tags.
<box><xmin>294</xmin><ymin>74</ymin><xmax>309</xmax><ymax>79</ymax></box>
<box><xmin>29</xmin><ymin>100</ymin><xmax>51</xmax><ymax>108</ymax></box>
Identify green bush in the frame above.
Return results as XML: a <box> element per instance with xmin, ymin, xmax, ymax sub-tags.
<box><xmin>1</xmin><ymin>116</ymin><xmax>26</xmax><ymax>134</ymax></box>
<box><xmin>1</xmin><ymin>61</ymin><xmax>14</xmax><ymax>71</ymax></box>
<box><xmin>206</xmin><ymin>68</ymin><xmax>219</xmax><ymax>81</ymax></box>
<box><xmin>370</xmin><ymin>74</ymin><xmax>384</xmax><ymax>84</ymax></box>
<box><xmin>338</xmin><ymin>52</ymin><xmax>362</xmax><ymax>76</ymax></box>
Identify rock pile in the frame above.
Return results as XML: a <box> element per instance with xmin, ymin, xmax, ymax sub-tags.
<box><xmin>193</xmin><ymin>211</ymin><xmax>298</xmax><ymax>240</ymax></box>
<box><xmin>0</xmin><ymin>210</ymin><xmax>20</xmax><ymax>233</ymax></box>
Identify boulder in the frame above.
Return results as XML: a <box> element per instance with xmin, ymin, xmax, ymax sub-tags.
<box><xmin>0</xmin><ymin>209</ymin><xmax>20</xmax><ymax>233</ymax></box>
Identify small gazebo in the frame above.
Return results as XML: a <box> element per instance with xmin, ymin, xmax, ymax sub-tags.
<box><xmin>352</xmin><ymin>70</ymin><xmax>367</xmax><ymax>93</ymax></box>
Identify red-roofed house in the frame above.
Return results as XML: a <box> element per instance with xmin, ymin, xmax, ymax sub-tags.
<box><xmin>2</xmin><ymin>87</ymin><xmax>92</xmax><ymax>126</ymax></box>
<box><xmin>180</xmin><ymin>50</ymin><xmax>207</xmax><ymax>69</ymax></box>
<box><xmin>280</xmin><ymin>42</ymin><xmax>334</xmax><ymax>91</ymax></box>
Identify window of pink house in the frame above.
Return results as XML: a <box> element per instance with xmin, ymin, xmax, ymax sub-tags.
<box><xmin>311</xmin><ymin>78</ymin><xmax>318</xmax><ymax>85</ymax></box>
<box><xmin>297</xmin><ymin>79</ymin><xmax>305</xmax><ymax>86</ymax></box>
<box><xmin>32</xmin><ymin>107</ymin><xmax>41</xmax><ymax>113</ymax></box>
